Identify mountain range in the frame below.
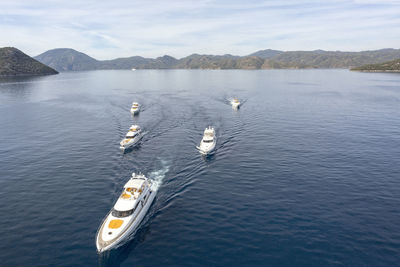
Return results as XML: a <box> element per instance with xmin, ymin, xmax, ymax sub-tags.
<box><xmin>0</xmin><ymin>47</ymin><xmax>58</xmax><ymax>76</ymax></box>
<box><xmin>34</xmin><ymin>48</ymin><xmax>400</xmax><ymax>72</ymax></box>
<box><xmin>351</xmin><ymin>58</ymin><xmax>400</xmax><ymax>72</ymax></box>
<box><xmin>2</xmin><ymin>46</ymin><xmax>398</xmax><ymax>77</ymax></box>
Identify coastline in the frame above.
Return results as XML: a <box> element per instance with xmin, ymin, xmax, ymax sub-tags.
<box><xmin>351</xmin><ymin>69</ymin><xmax>400</xmax><ymax>73</ymax></box>
<box><xmin>0</xmin><ymin>72</ymin><xmax>58</xmax><ymax>77</ymax></box>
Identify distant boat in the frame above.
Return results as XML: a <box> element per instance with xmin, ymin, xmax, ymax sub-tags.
<box><xmin>130</xmin><ymin>102</ymin><xmax>140</xmax><ymax>115</ymax></box>
<box><xmin>196</xmin><ymin>126</ymin><xmax>216</xmax><ymax>155</ymax></box>
<box><xmin>120</xmin><ymin>125</ymin><xmax>142</xmax><ymax>150</ymax></box>
<box><xmin>231</xmin><ymin>98</ymin><xmax>240</xmax><ymax>109</ymax></box>
<box><xmin>131</xmin><ymin>68</ymin><xmax>136</xmax><ymax>71</ymax></box>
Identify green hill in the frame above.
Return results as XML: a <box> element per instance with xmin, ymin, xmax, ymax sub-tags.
<box><xmin>351</xmin><ymin>58</ymin><xmax>400</xmax><ymax>72</ymax></box>
<box><xmin>0</xmin><ymin>47</ymin><xmax>58</xmax><ymax>76</ymax></box>
<box><xmin>35</xmin><ymin>49</ymin><xmax>177</xmax><ymax>71</ymax></box>
<box><xmin>34</xmin><ymin>48</ymin><xmax>99</xmax><ymax>71</ymax></box>
<box><xmin>34</xmin><ymin>47</ymin><xmax>400</xmax><ymax>71</ymax></box>
<box><xmin>271</xmin><ymin>49</ymin><xmax>400</xmax><ymax>69</ymax></box>
<box><xmin>248</xmin><ymin>49</ymin><xmax>283</xmax><ymax>59</ymax></box>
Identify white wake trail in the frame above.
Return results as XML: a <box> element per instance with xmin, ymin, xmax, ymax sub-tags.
<box><xmin>149</xmin><ymin>160</ymin><xmax>170</xmax><ymax>191</ymax></box>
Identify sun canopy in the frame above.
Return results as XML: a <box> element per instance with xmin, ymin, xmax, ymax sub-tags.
<box><xmin>124</xmin><ymin>178</ymin><xmax>145</xmax><ymax>189</ymax></box>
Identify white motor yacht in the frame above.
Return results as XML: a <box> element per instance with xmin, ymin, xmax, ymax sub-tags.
<box><xmin>130</xmin><ymin>102</ymin><xmax>140</xmax><ymax>115</ymax></box>
<box><xmin>196</xmin><ymin>126</ymin><xmax>216</xmax><ymax>155</ymax></box>
<box><xmin>96</xmin><ymin>173</ymin><xmax>156</xmax><ymax>253</ymax></box>
<box><xmin>231</xmin><ymin>98</ymin><xmax>240</xmax><ymax>109</ymax></box>
<box><xmin>120</xmin><ymin>125</ymin><xmax>142</xmax><ymax>150</ymax></box>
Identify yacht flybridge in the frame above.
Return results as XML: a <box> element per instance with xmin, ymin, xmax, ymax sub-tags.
<box><xmin>231</xmin><ymin>98</ymin><xmax>240</xmax><ymax>109</ymax></box>
<box><xmin>96</xmin><ymin>173</ymin><xmax>156</xmax><ymax>253</ymax></box>
<box><xmin>120</xmin><ymin>125</ymin><xmax>142</xmax><ymax>150</ymax></box>
<box><xmin>197</xmin><ymin>126</ymin><xmax>216</xmax><ymax>155</ymax></box>
<box><xmin>130</xmin><ymin>102</ymin><xmax>140</xmax><ymax>115</ymax></box>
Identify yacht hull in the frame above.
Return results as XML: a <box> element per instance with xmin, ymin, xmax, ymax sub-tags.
<box><xmin>197</xmin><ymin>141</ymin><xmax>216</xmax><ymax>155</ymax></box>
<box><xmin>130</xmin><ymin>109</ymin><xmax>140</xmax><ymax>115</ymax></box>
<box><xmin>96</xmin><ymin>190</ymin><xmax>156</xmax><ymax>253</ymax></box>
<box><xmin>231</xmin><ymin>103</ymin><xmax>240</xmax><ymax>109</ymax></box>
<box><xmin>120</xmin><ymin>134</ymin><xmax>142</xmax><ymax>150</ymax></box>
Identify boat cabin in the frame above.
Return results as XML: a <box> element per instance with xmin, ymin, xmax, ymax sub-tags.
<box><xmin>202</xmin><ymin>128</ymin><xmax>215</xmax><ymax>143</ymax></box>
<box><xmin>111</xmin><ymin>178</ymin><xmax>149</xmax><ymax>218</ymax></box>
<box><xmin>123</xmin><ymin>125</ymin><xmax>141</xmax><ymax>139</ymax></box>
<box><xmin>120</xmin><ymin>178</ymin><xmax>146</xmax><ymax>199</ymax></box>
<box><xmin>129</xmin><ymin>125</ymin><xmax>140</xmax><ymax>132</ymax></box>
<box><xmin>125</xmin><ymin>131</ymin><xmax>139</xmax><ymax>139</ymax></box>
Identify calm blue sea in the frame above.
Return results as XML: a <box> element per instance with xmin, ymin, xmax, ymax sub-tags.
<box><xmin>0</xmin><ymin>69</ymin><xmax>399</xmax><ymax>266</ymax></box>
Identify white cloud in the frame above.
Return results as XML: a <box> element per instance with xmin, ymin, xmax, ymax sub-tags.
<box><xmin>0</xmin><ymin>0</ymin><xmax>399</xmax><ymax>59</ymax></box>
<box><xmin>353</xmin><ymin>0</ymin><xmax>400</xmax><ymax>4</ymax></box>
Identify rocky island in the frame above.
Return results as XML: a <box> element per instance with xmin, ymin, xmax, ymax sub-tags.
<box><xmin>351</xmin><ymin>59</ymin><xmax>400</xmax><ymax>72</ymax></box>
<box><xmin>0</xmin><ymin>47</ymin><xmax>58</xmax><ymax>76</ymax></box>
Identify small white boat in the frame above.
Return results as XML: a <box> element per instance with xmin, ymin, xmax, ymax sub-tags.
<box><xmin>96</xmin><ymin>173</ymin><xmax>156</xmax><ymax>252</ymax></box>
<box><xmin>131</xmin><ymin>68</ymin><xmax>136</xmax><ymax>71</ymax></box>
<box><xmin>231</xmin><ymin>98</ymin><xmax>240</xmax><ymax>109</ymax></box>
<box><xmin>196</xmin><ymin>126</ymin><xmax>216</xmax><ymax>155</ymax></box>
<box><xmin>130</xmin><ymin>102</ymin><xmax>140</xmax><ymax>115</ymax></box>
<box><xmin>120</xmin><ymin>125</ymin><xmax>142</xmax><ymax>150</ymax></box>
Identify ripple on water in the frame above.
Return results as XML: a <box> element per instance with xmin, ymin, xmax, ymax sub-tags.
<box><xmin>0</xmin><ymin>70</ymin><xmax>400</xmax><ymax>266</ymax></box>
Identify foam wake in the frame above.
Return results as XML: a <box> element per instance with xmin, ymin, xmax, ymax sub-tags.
<box><xmin>149</xmin><ymin>160</ymin><xmax>170</xmax><ymax>192</ymax></box>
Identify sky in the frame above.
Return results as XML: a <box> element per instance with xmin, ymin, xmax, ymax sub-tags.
<box><xmin>0</xmin><ymin>0</ymin><xmax>399</xmax><ymax>59</ymax></box>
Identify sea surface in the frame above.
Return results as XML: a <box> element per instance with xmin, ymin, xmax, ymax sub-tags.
<box><xmin>0</xmin><ymin>69</ymin><xmax>399</xmax><ymax>266</ymax></box>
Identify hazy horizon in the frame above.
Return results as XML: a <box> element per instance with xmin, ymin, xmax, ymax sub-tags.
<box><xmin>1</xmin><ymin>0</ymin><xmax>400</xmax><ymax>60</ymax></box>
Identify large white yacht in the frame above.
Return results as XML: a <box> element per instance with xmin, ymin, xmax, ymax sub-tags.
<box><xmin>96</xmin><ymin>173</ymin><xmax>156</xmax><ymax>253</ymax></box>
<box><xmin>197</xmin><ymin>126</ymin><xmax>216</xmax><ymax>155</ymax></box>
<box><xmin>120</xmin><ymin>125</ymin><xmax>142</xmax><ymax>150</ymax></box>
<box><xmin>231</xmin><ymin>98</ymin><xmax>240</xmax><ymax>109</ymax></box>
<box><xmin>130</xmin><ymin>102</ymin><xmax>140</xmax><ymax>115</ymax></box>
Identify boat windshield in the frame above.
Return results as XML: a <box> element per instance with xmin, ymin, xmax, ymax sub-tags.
<box><xmin>203</xmin><ymin>139</ymin><xmax>213</xmax><ymax>143</ymax></box>
<box><xmin>112</xmin><ymin>208</ymin><xmax>134</xmax><ymax>218</ymax></box>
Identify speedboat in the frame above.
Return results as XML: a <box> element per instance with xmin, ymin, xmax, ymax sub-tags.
<box><xmin>231</xmin><ymin>98</ymin><xmax>240</xmax><ymax>109</ymax></box>
<box><xmin>120</xmin><ymin>125</ymin><xmax>142</xmax><ymax>150</ymax></box>
<box><xmin>196</xmin><ymin>126</ymin><xmax>216</xmax><ymax>155</ymax></box>
<box><xmin>96</xmin><ymin>173</ymin><xmax>156</xmax><ymax>253</ymax></box>
<box><xmin>130</xmin><ymin>102</ymin><xmax>140</xmax><ymax>115</ymax></box>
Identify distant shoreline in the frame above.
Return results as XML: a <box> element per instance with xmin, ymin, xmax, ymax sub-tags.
<box><xmin>351</xmin><ymin>70</ymin><xmax>400</xmax><ymax>73</ymax></box>
<box><xmin>33</xmin><ymin>47</ymin><xmax>400</xmax><ymax>72</ymax></box>
<box><xmin>0</xmin><ymin>72</ymin><xmax>58</xmax><ymax>77</ymax></box>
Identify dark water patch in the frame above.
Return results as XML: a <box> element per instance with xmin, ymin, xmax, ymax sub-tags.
<box><xmin>1</xmin><ymin>70</ymin><xmax>400</xmax><ymax>266</ymax></box>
